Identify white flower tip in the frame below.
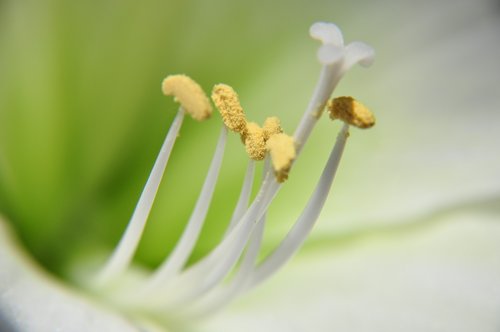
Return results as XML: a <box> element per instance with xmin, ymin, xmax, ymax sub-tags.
<box><xmin>309</xmin><ymin>22</ymin><xmax>344</xmax><ymax>46</ymax></box>
<box><xmin>359</xmin><ymin>56</ymin><xmax>375</xmax><ymax>67</ymax></box>
<box><xmin>346</xmin><ymin>41</ymin><xmax>375</xmax><ymax>68</ymax></box>
<box><xmin>317</xmin><ymin>44</ymin><xmax>343</xmax><ymax>65</ymax></box>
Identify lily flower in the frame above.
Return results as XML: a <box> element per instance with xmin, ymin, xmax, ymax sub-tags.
<box><xmin>1</xmin><ymin>0</ymin><xmax>500</xmax><ymax>331</ymax></box>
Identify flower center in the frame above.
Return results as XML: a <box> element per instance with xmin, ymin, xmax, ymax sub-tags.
<box><xmin>83</xmin><ymin>21</ymin><xmax>376</xmax><ymax>321</ymax></box>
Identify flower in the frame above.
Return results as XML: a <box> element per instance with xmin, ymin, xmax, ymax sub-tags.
<box><xmin>1</xmin><ymin>0</ymin><xmax>500</xmax><ymax>331</ymax></box>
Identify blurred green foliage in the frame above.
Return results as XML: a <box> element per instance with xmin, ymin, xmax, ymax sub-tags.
<box><xmin>0</xmin><ymin>0</ymin><xmax>361</xmax><ymax>275</ymax></box>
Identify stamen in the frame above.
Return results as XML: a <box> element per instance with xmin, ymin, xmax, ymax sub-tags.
<box><xmin>225</xmin><ymin>161</ymin><xmax>256</xmax><ymax>234</ymax></box>
<box><xmin>246</xmin><ymin>124</ymin><xmax>350</xmax><ymax>289</ymax></box>
<box><xmin>189</xmin><ymin>210</ymin><xmax>265</xmax><ymax>317</ymax></box>
<box><xmin>95</xmin><ymin>108</ymin><xmax>185</xmax><ymax>285</ymax></box>
<box><xmin>176</xmin><ymin>125</ymin><xmax>349</xmax><ymax>317</ymax></box>
<box><xmin>162</xmin><ymin>75</ymin><xmax>212</xmax><ymax>121</ymax></box>
<box><xmin>102</xmin><ymin>22</ymin><xmax>376</xmax><ymax>321</ymax></box>
<box><xmin>211</xmin><ymin>84</ymin><xmax>248</xmax><ymax>135</ymax></box>
<box><xmin>96</xmin><ymin>76</ymin><xmax>214</xmax><ymax>286</ymax></box>
<box><xmin>262</xmin><ymin>117</ymin><xmax>283</xmax><ymax>141</ymax></box>
<box><xmin>244</xmin><ymin>122</ymin><xmax>267</xmax><ymax>161</ymax></box>
<box><xmin>141</xmin><ymin>175</ymin><xmax>280</xmax><ymax>310</ymax></box>
<box><xmin>135</xmin><ymin>22</ymin><xmax>374</xmax><ymax>309</ymax></box>
<box><xmin>141</xmin><ymin>126</ymin><xmax>228</xmax><ymax>292</ymax></box>
<box><xmin>328</xmin><ymin>96</ymin><xmax>375</xmax><ymax>128</ymax></box>
<box><xmin>185</xmin><ymin>160</ymin><xmax>271</xmax><ymax>317</ymax></box>
<box><xmin>266</xmin><ymin>133</ymin><xmax>296</xmax><ymax>183</ymax></box>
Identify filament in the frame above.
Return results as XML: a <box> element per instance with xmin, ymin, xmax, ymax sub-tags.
<box><xmin>95</xmin><ymin>108</ymin><xmax>185</xmax><ymax>285</ymax></box>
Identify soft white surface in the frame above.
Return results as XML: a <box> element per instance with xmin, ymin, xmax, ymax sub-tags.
<box><xmin>244</xmin><ymin>0</ymin><xmax>500</xmax><ymax>240</ymax></box>
<box><xmin>0</xmin><ymin>1</ymin><xmax>499</xmax><ymax>331</ymax></box>
<box><xmin>201</xmin><ymin>212</ymin><xmax>500</xmax><ymax>332</ymax></box>
<box><xmin>0</xmin><ymin>219</ymin><xmax>141</xmax><ymax>332</ymax></box>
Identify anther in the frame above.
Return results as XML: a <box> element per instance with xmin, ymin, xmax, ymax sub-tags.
<box><xmin>211</xmin><ymin>84</ymin><xmax>248</xmax><ymax>136</ymax></box>
<box><xmin>244</xmin><ymin>122</ymin><xmax>267</xmax><ymax>161</ymax></box>
<box><xmin>266</xmin><ymin>133</ymin><xmax>296</xmax><ymax>183</ymax></box>
<box><xmin>162</xmin><ymin>75</ymin><xmax>212</xmax><ymax>121</ymax></box>
<box><xmin>327</xmin><ymin>96</ymin><xmax>375</xmax><ymax>129</ymax></box>
<box><xmin>262</xmin><ymin>117</ymin><xmax>283</xmax><ymax>141</ymax></box>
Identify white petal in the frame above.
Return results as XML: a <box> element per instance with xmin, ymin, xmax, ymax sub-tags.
<box><xmin>244</xmin><ymin>0</ymin><xmax>500</xmax><ymax>239</ymax></box>
<box><xmin>315</xmin><ymin>0</ymin><xmax>500</xmax><ymax>235</ymax></box>
<box><xmin>0</xmin><ymin>218</ymin><xmax>146</xmax><ymax>332</ymax></box>
<box><xmin>201</xmin><ymin>212</ymin><xmax>500</xmax><ymax>332</ymax></box>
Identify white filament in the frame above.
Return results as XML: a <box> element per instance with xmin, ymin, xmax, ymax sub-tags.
<box><xmin>95</xmin><ymin>108</ymin><xmax>185</xmax><ymax>285</ymax></box>
<box><xmin>186</xmin><ymin>218</ymin><xmax>265</xmax><ymax>317</ymax></box>
<box><xmin>293</xmin><ymin>63</ymin><xmax>343</xmax><ymax>150</ymax></box>
<box><xmin>142</xmin><ymin>126</ymin><xmax>227</xmax><ymax>292</ymax></box>
<box><xmin>225</xmin><ymin>160</ymin><xmax>256</xmax><ymax>235</ymax></box>
<box><xmin>143</xmin><ymin>176</ymin><xmax>279</xmax><ymax>309</ymax></box>
<box><xmin>185</xmin><ymin>161</ymin><xmax>270</xmax><ymax>317</ymax></box>
<box><xmin>246</xmin><ymin>123</ymin><xmax>350</xmax><ymax>288</ymax></box>
<box><xmin>186</xmin><ymin>124</ymin><xmax>349</xmax><ymax>315</ymax></box>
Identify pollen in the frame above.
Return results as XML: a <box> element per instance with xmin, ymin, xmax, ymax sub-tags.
<box><xmin>327</xmin><ymin>96</ymin><xmax>375</xmax><ymax>129</ymax></box>
<box><xmin>162</xmin><ymin>74</ymin><xmax>212</xmax><ymax>121</ymax></box>
<box><xmin>244</xmin><ymin>122</ymin><xmax>267</xmax><ymax>161</ymax></box>
<box><xmin>262</xmin><ymin>117</ymin><xmax>283</xmax><ymax>141</ymax></box>
<box><xmin>211</xmin><ymin>84</ymin><xmax>248</xmax><ymax>136</ymax></box>
<box><xmin>266</xmin><ymin>133</ymin><xmax>296</xmax><ymax>183</ymax></box>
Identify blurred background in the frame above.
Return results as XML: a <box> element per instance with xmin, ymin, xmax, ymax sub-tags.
<box><xmin>0</xmin><ymin>0</ymin><xmax>499</xmax><ymax>289</ymax></box>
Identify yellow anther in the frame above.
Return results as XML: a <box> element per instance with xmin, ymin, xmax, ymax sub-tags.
<box><xmin>162</xmin><ymin>75</ymin><xmax>212</xmax><ymax>121</ymax></box>
<box><xmin>211</xmin><ymin>84</ymin><xmax>248</xmax><ymax>135</ymax></box>
<box><xmin>262</xmin><ymin>117</ymin><xmax>283</xmax><ymax>141</ymax></box>
<box><xmin>327</xmin><ymin>96</ymin><xmax>375</xmax><ymax>129</ymax></box>
<box><xmin>244</xmin><ymin>122</ymin><xmax>267</xmax><ymax>161</ymax></box>
<box><xmin>266</xmin><ymin>133</ymin><xmax>296</xmax><ymax>183</ymax></box>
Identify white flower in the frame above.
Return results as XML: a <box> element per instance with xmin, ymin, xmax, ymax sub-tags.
<box><xmin>1</xmin><ymin>0</ymin><xmax>500</xmax><ymax>331</ymax></box>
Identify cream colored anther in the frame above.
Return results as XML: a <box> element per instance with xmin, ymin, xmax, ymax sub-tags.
<box><xmin>162</xmin><ymin>74</ymin><xmax>212</xmax><ymax>121</ymax></box>
<box><xmin>327</xmin><ymin>96</ymin><xmax>375</xmax><ymax>129</ymax></box>
<box><xmin>244</xmin><ymin>122</ymin><xmax>267</xmax><ymax>161</ymax></box>
<box><xmin>211</xmin><ymin>84</ymin><xmax>248</xmax><ymax>136</ymax></box>
<box><xmin>266</xmin><ymin>133</ymin><xmax>296</xmax><ymax>183</ymax></box>
<box><xmin>262</xmin><ymin>117</ymin><xmax>283</xmax><ymax>141</ymax></box>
